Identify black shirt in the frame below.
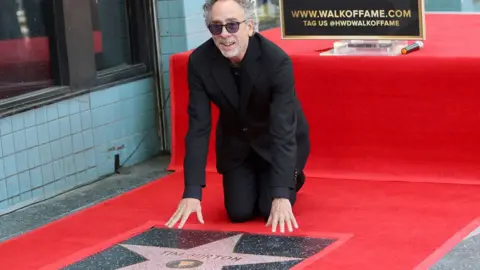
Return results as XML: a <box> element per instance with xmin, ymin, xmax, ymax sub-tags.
<box><xmin>231</xmin><ymin>64</ymin><xmax>241</xmax><ymax>95</ymax></box>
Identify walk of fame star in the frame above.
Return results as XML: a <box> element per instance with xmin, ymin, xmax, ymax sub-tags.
<box><xmin>117</xmin><ymin>234</ymin><xmax>302</xmax><ymax>269</ymax></box>
<box><xmin>62</xmin><ymin>227</ymin><xmax>339</xmax><ymax>270</ymax></box>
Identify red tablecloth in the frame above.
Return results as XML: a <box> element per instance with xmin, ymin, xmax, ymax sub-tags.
<box><xmin>168</xmin><ymin>14</ymin><xmax>480</xmax><ymax>184</ymax></box>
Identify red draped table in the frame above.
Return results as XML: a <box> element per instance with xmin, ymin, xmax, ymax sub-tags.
<box><xmin>168</xmin><ymin>14</ymin><xmax>480</xmax><ymax>185</ymax></box>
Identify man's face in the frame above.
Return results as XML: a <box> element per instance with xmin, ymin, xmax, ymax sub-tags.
<box><xmin>208</xmin><ymin>0</ymin><xmax>254</xmax><ymax>62</ymax></box>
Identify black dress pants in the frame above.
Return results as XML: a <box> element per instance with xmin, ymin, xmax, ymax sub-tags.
<box><xmin>222</xmin><ymin>150</ymin><xmax>303</xmax><ymax>222</ymax></box>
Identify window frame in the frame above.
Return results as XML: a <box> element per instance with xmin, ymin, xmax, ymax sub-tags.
<box><xmin>0</xmin><ymin>0</ymin><xmax>155</xmax><ymax>116</ymax></box>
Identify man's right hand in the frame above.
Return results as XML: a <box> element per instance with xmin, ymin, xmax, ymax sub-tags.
<box><xmin>165</xmin><ymin>198</ymin><xmax>204</xmax><ymax>228</ymax></box>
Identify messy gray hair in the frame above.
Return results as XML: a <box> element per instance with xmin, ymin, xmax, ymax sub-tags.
<box><xmin>203</xmin><ymin>0</ymin><xmax>258</xmax><ymax>31</ymax></box>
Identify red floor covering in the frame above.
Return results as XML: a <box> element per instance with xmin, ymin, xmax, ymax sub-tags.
<box><xmin>1</xmin><ymin>173</ymin><xmax>480</xmax><ymax>269</ymax></box>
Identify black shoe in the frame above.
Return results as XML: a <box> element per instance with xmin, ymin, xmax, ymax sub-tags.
<box><xmin>296</xmin><ymin>170</ymin><xmax>305</xmax><ymax>191</ymax></box>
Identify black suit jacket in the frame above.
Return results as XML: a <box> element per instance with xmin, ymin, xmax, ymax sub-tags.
<box><xmin>183</xmin><ymin>33</ymin><xmax>310</xmax><ymax>200</ymax></box>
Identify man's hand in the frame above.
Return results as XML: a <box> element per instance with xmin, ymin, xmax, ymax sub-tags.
<box><xmin>165</xmin><ymin>198</ymin><xmax>204</xmax><ymax>229</ymax></box>
<box><xmin>266</xmin><ymin>198</ymin><xmax>298</xmax><ymax>233</ymax></box>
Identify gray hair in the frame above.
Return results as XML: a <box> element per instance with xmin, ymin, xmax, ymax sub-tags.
<box><xmin>203</xmin><ymin>0</ymin><xmax>258</xmax><ymax>31</ymax></box>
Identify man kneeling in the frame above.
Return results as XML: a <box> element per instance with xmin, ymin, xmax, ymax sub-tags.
<box><xmin>165</xmin><ymin>0</ymin><xmax>310</xmax><ymax>233</ymax></box>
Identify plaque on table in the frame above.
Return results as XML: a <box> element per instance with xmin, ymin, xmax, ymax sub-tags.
<box><xmin>279</xmin><ymin>0</ymin><xmax>425</xmax><ymax>55</ymax></box>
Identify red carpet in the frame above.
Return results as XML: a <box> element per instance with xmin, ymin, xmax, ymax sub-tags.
<box><xmin>1</xmin><ymin>14</ymin><xmax>480</xmax><ymax>270</ymax></box>
<box><xmin>1</xmin><ymin>173</ymin><xmax>480</xmax><ymax>269</ymax></box>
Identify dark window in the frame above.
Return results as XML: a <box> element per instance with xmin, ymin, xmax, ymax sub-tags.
<box><xmin>0</xmin><ymin>0</ymin><xmax>57</xmax><ymax>99</ymax></box>
<box><xmin>0</xmin><ymin>0</ymin><xmax>154</xmax><ymax>115</ymax></box>
<box><xmin>92</xmin><ymin>0</ymin><xmax>132</xmax><ymax>70</ymax></box>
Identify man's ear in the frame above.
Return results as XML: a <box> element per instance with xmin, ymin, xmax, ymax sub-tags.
<box><xmin>247</xmin><ymin>19</ymin><xmax>255</xmax><ymax>36</ymax></box>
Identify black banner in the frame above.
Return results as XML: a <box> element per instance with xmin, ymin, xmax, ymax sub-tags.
<box><xmin>280</xmin><ymin>0</ymin><xmax>425</xmax><ymax>39</ymax></box>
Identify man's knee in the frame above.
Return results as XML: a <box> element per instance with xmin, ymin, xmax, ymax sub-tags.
<box><xmin>226</xmin><ymin>208</ymin><xmax>256</xmax><ymax>223</ymax></box>
<box><xmin>225</xmin><ymin>204</ymin><xmax>256</xmax><ymax>223</ymax></box>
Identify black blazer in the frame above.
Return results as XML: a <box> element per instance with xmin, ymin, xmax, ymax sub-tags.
<box><xmin>183</xmin><ymin>33</ymin><xmax>310</xmax><ymax>200</ymax></box>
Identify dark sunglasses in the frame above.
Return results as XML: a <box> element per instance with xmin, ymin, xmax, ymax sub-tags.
<box><xmin>207</xmin><ymin>20</ymin><xmax>246</xmax><ymax>35</ymax></box>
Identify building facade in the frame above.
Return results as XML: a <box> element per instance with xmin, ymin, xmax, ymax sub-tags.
<box><xmin>0</xmin><ymin>0</ymin><xmax>169</xmax><ymax>214</ymax></box>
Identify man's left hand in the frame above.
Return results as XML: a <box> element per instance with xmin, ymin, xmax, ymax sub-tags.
<box><xmin>266</xmin><ymin>198</ymin><xmax>298</xmax><ymax>233</ymax></box>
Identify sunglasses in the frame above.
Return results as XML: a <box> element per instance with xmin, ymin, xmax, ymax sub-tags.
<box><xmin>207</xmin><ymin>20</ymin><xmax>246</xmax><ymax>35</ymax></box>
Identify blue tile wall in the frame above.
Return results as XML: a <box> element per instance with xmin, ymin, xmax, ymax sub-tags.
<box><xmin>424</xmin><ymin>0</ymin><xmax>480</xmax><ymax>11</ymax></box>
<box><xmin>426</xmin><ymin>0</ymin><xmax>462</xmax><ymax>11</ymax></box>
<box><xmin>462</xmin><ymin>0</ymin><xmax>480</xmax><ymax>11</ymax></box>
<box><xmin>157</xmin><ymin>0</ymin><xmax>211</xmax><ymax>147</ymax></box>
<box><xmin>0</xmin><ymin>78</ymin><xmax>161</xmax><ymax>213</ymax></box>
